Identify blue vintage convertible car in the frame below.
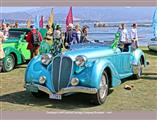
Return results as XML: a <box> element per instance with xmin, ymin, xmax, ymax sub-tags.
<box><xmin>24</xmin><ymin>33</ymin><xmax>148</xmax><ymax>105</ymax></box>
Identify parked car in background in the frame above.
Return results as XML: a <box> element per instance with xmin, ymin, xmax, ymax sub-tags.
<box><xmin>1</xmin><ymin>28</ymin><xmax>51</xmax><ymax>72</ymax></box>
<box><xmin>148</xmin><ymin>38</ymin><xmax>157</xmax><ymax>52</ymax></box>
<box><xmin>24</xmin><ymin>33</ymin><xmax>148</xmax><ymax>105</ymax></box>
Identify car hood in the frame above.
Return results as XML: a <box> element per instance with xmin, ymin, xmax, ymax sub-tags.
<box><xmin>63</xmin><ymin>44</ymin><xmax>117</xmax><ymax>60</ymax></box>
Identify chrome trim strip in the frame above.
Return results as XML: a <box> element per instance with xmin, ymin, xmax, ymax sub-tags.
<box><xmin>58</xmin><ymin>56</ymin><xmax>62</xmax><ymax>91</ymax></box>
<box><xmin>58</xmin><ymin>86</ymin><xmax>97</xmax><ymax>94</ymax></box>
<box><xmin>24</xmin><ymin>83</ymin><xmax>52</xmax><ymax>95</ymax></box>
<box><xmin>25</xmin><ymin>83</ymin><xmax>97</xmax><ymax>95</ymax></box>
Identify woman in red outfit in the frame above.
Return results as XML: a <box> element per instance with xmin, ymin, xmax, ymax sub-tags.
<box><xmin>26</xmin><ymin>26</ymin><xmax>42</xmax><ymax>58</ymax></box>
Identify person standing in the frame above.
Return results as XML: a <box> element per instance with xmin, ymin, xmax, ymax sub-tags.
<box><xmin>120</xmin><ymin>23</ymin><xmax>129</xmax><ymax>43</ymax></box>
<box><xmin>64</xmin><ymin>23</ymin><xmax>79</xmax><ymax>49</ymax></box>
<box><xmin>0</xmin><ymin>31</ymin><xmax>5</xmax><ymax>71</ymax></box>
<box><xmin>131</xmin><ymin>23</ymin><xmax>138</xmax><ymax>48</ymax></box>
<box><xmin>75</xmin><ymin>24</ymin><xmax>82</xmax><ymax>43</ymax></box>
<box><xmin>52</xmin><ymin>24</ymin><xmax>63</xmax><ymax>56</ymax></box>
<box><xmin>45</xmin><ymin>25</ymin><xmax>53</xmax><ymax>41</ymax></box>
<box><xmin>26</xmin><ymin>25</ymin><xmax>42</xmax><ymax>58</ymax></box>
<box><xmin>80</xmin><ymin>25</ymin><xmax>89</xmax><ymax>43</ymax></box>
<box><xmin>2</xmin><ymin>23</ymin><xmax>9</xmax><ymax>38</ymax></box>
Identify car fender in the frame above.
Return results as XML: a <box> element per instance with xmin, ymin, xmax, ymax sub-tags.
<box><xmin>3</xmin><ymin>47</ymin><xmax>23</xmax><ymax>64</ymax></box>
<box><xmin>25</xmin><ymin>55</ymin><xmax>53</xmax><ymax>91</ymax></box>
<box><xmin>132</xmin><ymin>48</ymin><xmax>147</xmax><ymax>66</ymax></box>
<box><xmin>90</xmin><ymin>58</ymin><xmax>121</xmax><ymax>89</ymax></box>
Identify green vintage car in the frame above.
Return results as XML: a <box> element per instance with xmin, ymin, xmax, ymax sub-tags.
<box><xmin>1</xmin><ymin>28</ymin><xmax>51</xmax><ymax>72</ymax></box>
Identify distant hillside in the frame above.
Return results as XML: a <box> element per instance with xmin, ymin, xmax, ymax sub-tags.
<box><xmin>0</xmin><ymin>7</ymin><xmax>156</xmax><ymax>23</ymax></box>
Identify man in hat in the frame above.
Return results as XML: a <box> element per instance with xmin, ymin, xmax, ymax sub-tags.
<box><xmin>64</xmin><ymin>23</ymin><xmax>79</xmax><ymax>49</ymax></box>
<box><xmin>26</xmin><ymin>25</ymin><xmax>43</xmax><ymax>58</ymax></box>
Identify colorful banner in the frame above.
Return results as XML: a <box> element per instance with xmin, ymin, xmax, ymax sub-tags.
<box><xmin>39</xmin><ymin>16</ymin><xmax>44</xmax><ymax>28</ymax></box>
<box><xmin>153</xmin><ymin>8</ymin><xmax>157</xmax><ymax>38</ymax></box>
<box><xmin>48</xmin><ymin>8</ymin><xmax>54</xmax><ymax>27</ymax></box>
<box><xmin>26</xmin><ymin>18</ymin><xmax>31</xmax><ymax>28</ymax></box>
<box><xmin>66</xmin><ymin>6</ymin><xmax>73</xmax><ymax>30</ymax></box>
<box><xmin>34</xmin><ymin>15</ymin><xmax>40</xmax><ymax>29</ymax></box>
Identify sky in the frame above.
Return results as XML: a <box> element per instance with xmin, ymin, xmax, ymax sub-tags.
<box><xmin>1</xmin><ymin>7</ymin><xmax>156</xmax><ymax>13</ymax></box>
<box><xmin>1</xmin><ymin>7</ymin><xmax>40</xmax><ymax>13</ymax></box>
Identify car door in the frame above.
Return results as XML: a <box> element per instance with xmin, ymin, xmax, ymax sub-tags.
<box><xmin>17</xmin><ymin>33</ymin><xmax>31</xmax><ymax>60</ymax></box>
<box><xmin>118</xmin><ymin>52</ymin><xmax>132</xmax><ymax>74</ymax></box>
<box><xmin>111</xmin><ymin>49</ymin><xmax>132</xmax><ymax>75</ymax></box>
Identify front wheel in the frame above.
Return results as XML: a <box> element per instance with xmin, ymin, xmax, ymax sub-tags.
<box><xmin>90</xmin><ymin>71</ymin><xmax>109</xmax><ymax>105</ymax></box>
<box><xmin>2</xmin><ymin>54</ymin><xmax>15</xmax><ymax>72</ymax></box>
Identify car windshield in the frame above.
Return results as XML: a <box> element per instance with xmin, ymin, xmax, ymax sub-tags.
<box><xmin>87</xmin><ymin>32</ymin><xmax>115</xmax><ymax>45</ymax></box>
<box><xmin>8</xmin><ymin>31</ymin><xmax>25</xmax><ymax>39</ymax></box>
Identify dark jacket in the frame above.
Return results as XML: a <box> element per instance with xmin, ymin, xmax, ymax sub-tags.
<box><xmin>64</xmin><ymin>29</ymin><xmax>79</xmax><ymax>49</ymax></box>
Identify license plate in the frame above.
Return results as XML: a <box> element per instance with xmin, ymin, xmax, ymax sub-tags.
<box><xmin>26</xmin><ymin>85</ymin><xmax>38</xmax><ymax>92</ymax></box>
<box><xmin>49</xmin><ymin>94</ymin><xmax>62</xmax><ymax>100</ymax></box>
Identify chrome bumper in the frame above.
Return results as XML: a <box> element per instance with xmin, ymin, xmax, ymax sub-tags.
<box><xmin>24</xmin><ymin>83</ymin><xmax>97</xmax><ymax>95</ymax></box>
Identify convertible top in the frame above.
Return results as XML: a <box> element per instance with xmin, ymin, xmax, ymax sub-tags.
<box><xmin>9</xmin><ymin>28</ymin><xmax>31</xmax><ymax>33</ymax></box>
<box><xmin>9</xmin><ymin>28</ymin><xmax>47</xmax><ymax>38</ymax></box>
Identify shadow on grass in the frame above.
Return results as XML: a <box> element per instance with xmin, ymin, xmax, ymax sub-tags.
<box><xmin>0</xmin><ymin>89</ymin><xmax>113</xmax><ymax>110</ymax></box>
<box><xmin>120</xmin><ymin>72</ymin><xmax>157</xmax><ymax>83</ymax></box>
<box><xmin>142</xmin><ymin>49</ymin><xmax>157</xmax><ymax>56</ymax></box>
<box><xmin>140</xmin><ymin>76</ymin><xmax>157</xmax><ymax>80</ymax></box>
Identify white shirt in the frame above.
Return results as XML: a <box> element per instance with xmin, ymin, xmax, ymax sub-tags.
<box><xmin>120</xmin><ymin>29</ymin><xmax>129</xmax><ymax>42</ymax></box>
<box><xmin>54</xmin><ymin>30</ymin><xmax>61</xmax><ymax>39</ymax></box>
<box><xmin>131</xmin><ymin>28</ymin><xmax>138</xmax><ymax>40</ymax></box>
<box><xmin>76</xmin><ymin>30</ymin><xmax>81</xmax><ymax>43</ymax></box>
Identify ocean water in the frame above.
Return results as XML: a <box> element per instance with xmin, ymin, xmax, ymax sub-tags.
<box><xmin>56</xmin><ymin>21</ymin><xmax>154</xmax><ymax>46</ymax></box>
<box><xmin>87</xmin><ymin>25</ymin><xmax>154</xmax><ymax>46</ymax></box>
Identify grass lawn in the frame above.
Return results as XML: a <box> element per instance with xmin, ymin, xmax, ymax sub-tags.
<box><xmin>0</xmin><ymin>46</ymin><xmax>157</xmax><ymax>112</ymax></box>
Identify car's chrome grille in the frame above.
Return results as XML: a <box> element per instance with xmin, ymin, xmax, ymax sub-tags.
<box><xmin>52</xmin><ymin>56</ymin><xmax>73</xmax><ymax>92</ymax></box>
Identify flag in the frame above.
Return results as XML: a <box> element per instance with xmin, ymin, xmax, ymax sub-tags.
<box><xmin>34</xmin><ymin>15</ymin><xmax>40</xmax><ymax>29</ymax></box>
<box><xmin>2</xmin><ymin>19</ymin><xmax>5</xmax><ymax>24</ymax></box>
<box><xmin>48</xmin><ymin>8</ymin><xmax>54</xmax><ymax>27</ymax></box>
<box><xmin>39</xmin><ymin>16</ymin><xmax>44</xmax><ymax>28</ymax></box>
<box><xmin>66</xmin><ymin>7</ymin><xmax>73</xmax><ymax>30</ymax></box>
<box><xmin>153</xmin><ymin>8</ymin><xmax>157</xmax><ymax>37</ymax></box>
<box><xmin>26</xmin><ymin>18</ymin><xmax>31</xmax><ymax>28</ymax></box>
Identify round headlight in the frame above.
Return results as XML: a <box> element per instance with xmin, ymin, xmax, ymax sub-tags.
<box><xmin>41</xmin><ymin>54</ymin><xmax>52</xmax><ymax>65</ymax></box>
<box><xmin>75</xmin><ymin>55</ymin><xmax>87</xmax><ymax>67</ymax></box>
<box><xmin>39</xmin><ymin>76</ymin><xmax>46</xmax><ymax>84</ymax></box>
<box><xmin>71</xmin><ymin>78</ymin><xmax>79</xmax><ymax>86</ymax></box>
